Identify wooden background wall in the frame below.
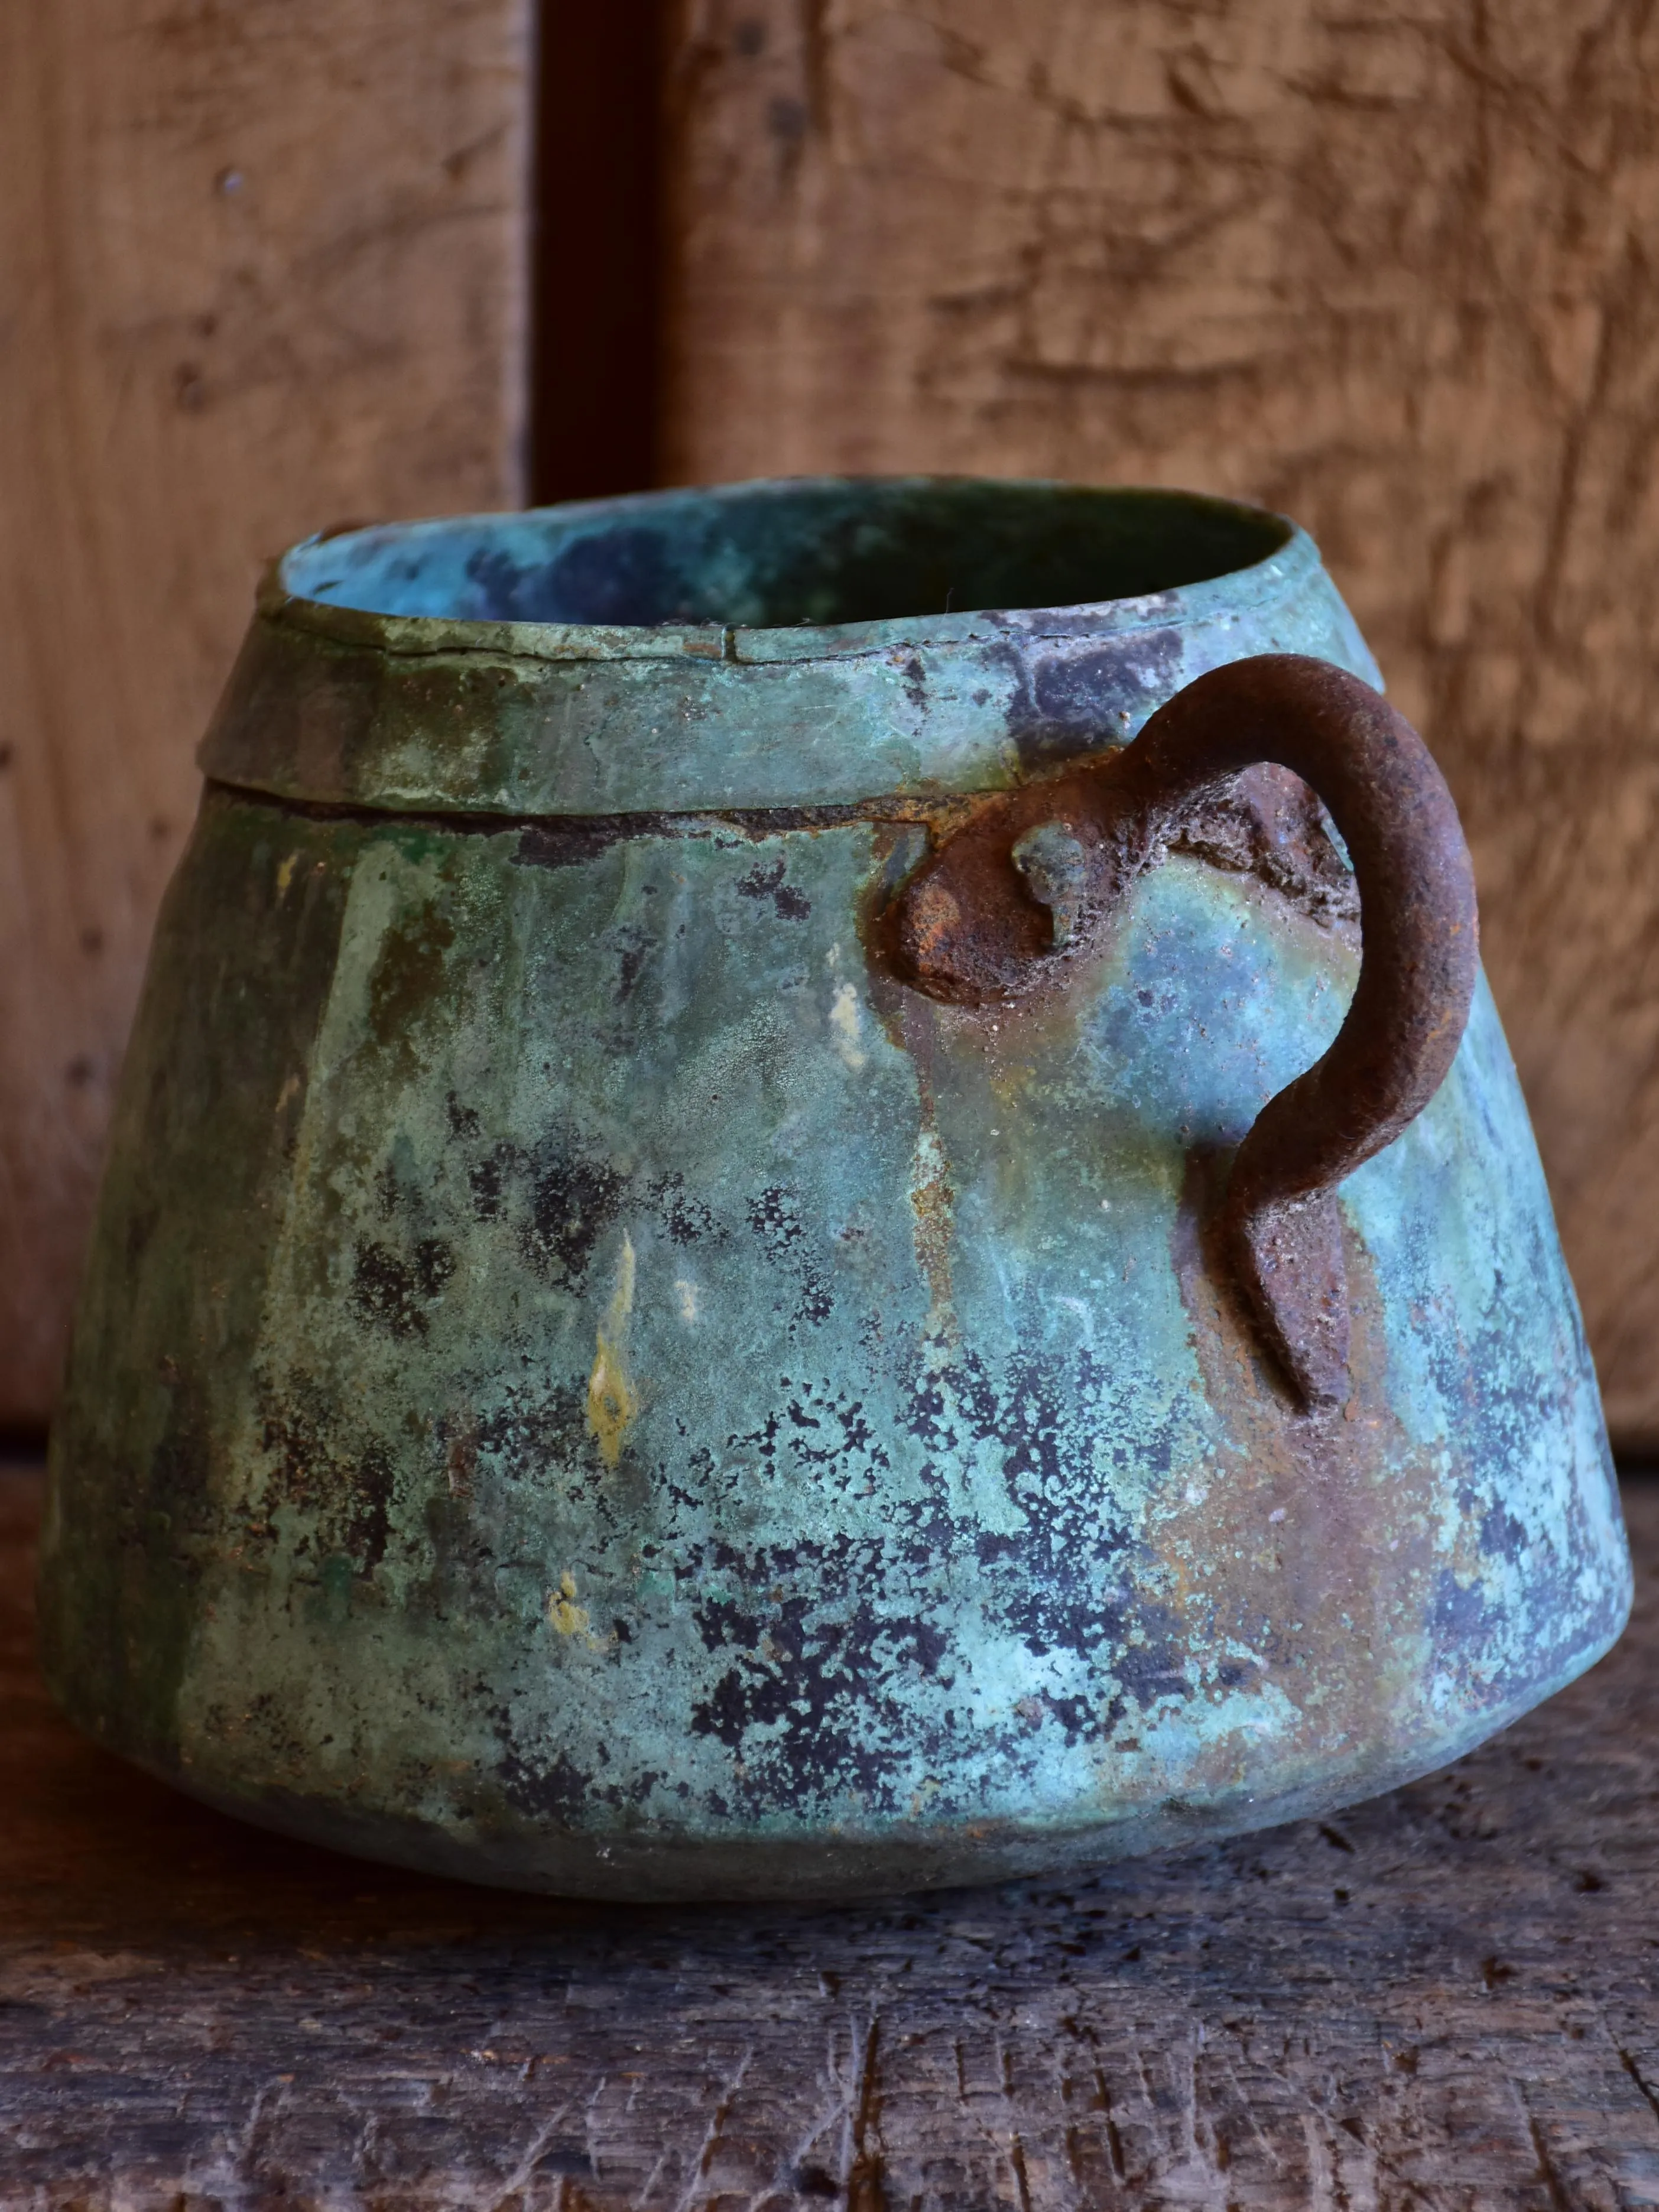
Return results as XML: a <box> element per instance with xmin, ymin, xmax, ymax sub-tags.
<box><xmin>663</xmin><ymin>0</ymin><xmax>1659</xmax><ymax>1448</ymax></box>
<box><xmin>0</xmin><ymin>0</ymin><xmax>532</xmax><ymax>1429</ymax></box>
<box><xmin>9</xmin><ymin>0</ymin><xmax>1659</xmax><ymax>1448</ymax></box>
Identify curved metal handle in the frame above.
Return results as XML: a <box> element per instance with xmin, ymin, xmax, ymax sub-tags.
<box><xmin>889</xmin><ymin>654</ymin><xmax>1479</xmax><ymax>1410</ymax></box>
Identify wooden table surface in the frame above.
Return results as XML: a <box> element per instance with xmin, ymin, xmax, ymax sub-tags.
<box><xmin>4</xmin><ymin>1462</ymin><xmax>1658</xmax><ymax>2211</ymax></box>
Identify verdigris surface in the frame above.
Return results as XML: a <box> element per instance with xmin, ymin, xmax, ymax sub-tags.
<box><xmin>39</xmin><ymin>479</ymin><xmax>1629</xmax><ymax>1899</ymax></box>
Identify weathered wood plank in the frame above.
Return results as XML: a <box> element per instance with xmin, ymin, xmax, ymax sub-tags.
<box><xmin>664</xmin><ymin>0</ymin><xmax>1659</xmax><ymax>1447</ymax></box>
<box><xmin>2</xmin><ymin>1463</ymin><xmax>1657</xmax><ymax>2205</ymax></box>
<box><xmin>0</xmin><ymin>0</ymin><xmax>531</xmax><ymax>1424</ymax></box>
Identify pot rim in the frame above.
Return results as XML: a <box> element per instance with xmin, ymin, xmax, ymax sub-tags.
<box><xmin>202</xmin><ymin>477</ymin><xmax>1373</xmax><ymax>817</ymax></box>
<box><xmin>263</xmin><ymin>475</ymin><xmax>1315</xmax><ymax>669</ymax></box>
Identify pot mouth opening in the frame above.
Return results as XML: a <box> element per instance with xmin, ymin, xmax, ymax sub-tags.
<box><xmin>279</xmin><ymin>476</ymin><xmax>1294</xmax><ymax>638</ymax></box>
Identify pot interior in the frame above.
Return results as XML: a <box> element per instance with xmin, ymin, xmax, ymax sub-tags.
<box><xmin>281</xmin><ymin>478</ymin><xmax>1293</xmax><ymax>633</ymax></box>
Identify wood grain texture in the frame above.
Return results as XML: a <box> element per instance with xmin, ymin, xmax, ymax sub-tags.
<box><xmin>664</xmin><ymin>0</ymin><xmax>1659</xmax><ymax>1447</ymax></box>
<box><xmin>4</xmin><ymin>1459</ymin><xmax>1658</xmax><ymax>2207</ymax></box>
<box><xmin>0</xmin><ymin>0</ymin><xmax>530</xmax><ymax>1425</ymax></box>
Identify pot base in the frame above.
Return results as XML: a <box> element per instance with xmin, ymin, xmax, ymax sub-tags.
<box><xmin>63</xmin><ymin>1624</ymin><xmax>1628</xmax><ymax>1904</ymax></box>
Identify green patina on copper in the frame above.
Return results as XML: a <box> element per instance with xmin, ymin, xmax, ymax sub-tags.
<box><xmin>40</xmin><ymin>479</ymin><xmax>1629</xmax><ymax>1901</ymax></box>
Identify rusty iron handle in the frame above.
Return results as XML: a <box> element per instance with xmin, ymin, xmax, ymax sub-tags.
<box><xmin>889</xmin><ymin>654</ymin><xmax>1480</xmax><ymax>1409</ymax></box>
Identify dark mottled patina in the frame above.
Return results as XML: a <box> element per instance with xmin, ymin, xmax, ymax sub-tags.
<box><xmin>39</xmin><ymin>479</ymin><xmax>1629</xmax><ymax>1900</ymax></box>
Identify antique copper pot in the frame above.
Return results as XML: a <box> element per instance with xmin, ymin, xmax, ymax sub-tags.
<box><xmin>40</xmin><ymin>479</ymin><xmax>1629</xmax><ymax>1899</ymax></box>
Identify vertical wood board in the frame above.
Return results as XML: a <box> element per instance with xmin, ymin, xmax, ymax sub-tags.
<box><xmin>665</xmin><ymin>0</ymin><xmax>1659</xmax><ymax>1444</ymax></box>
<box><xmin>0</xmin><ymin>0</ymin><xmax>531</xmax><ymax>1423</ymax></box>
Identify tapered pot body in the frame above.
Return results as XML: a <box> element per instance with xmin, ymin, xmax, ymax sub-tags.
<box><xmin>40</xmin><ymin>480</ymin><xmax>1630</xmax><ymax>1899</ymax></box>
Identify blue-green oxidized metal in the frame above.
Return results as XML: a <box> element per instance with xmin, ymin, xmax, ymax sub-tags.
<box><xmin>39</xmin><ymin>479</ymin><xmax>1631</xmax><ymax>1900</ymax></box>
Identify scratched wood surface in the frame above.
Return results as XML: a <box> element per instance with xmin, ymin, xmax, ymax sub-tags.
<box><xmin>0</xmin><ymin>0</ymin><xmax>531</xmax><ymax>1427</ymax></box>
<box><xmin>664</xmin><ymin>0</ymin><xmax>1659</xmax><ymax>1450</ymax></box>
<box><xmin>4</xmin><ymin>1460</ymin><xmax>1658</xmax><ymax>2210</ymax></box>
